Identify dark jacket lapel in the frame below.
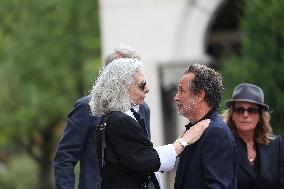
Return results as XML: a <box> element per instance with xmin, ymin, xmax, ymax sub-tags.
<box><xmin>175</xmin><ymin>146</ymin><xmax>193</xmax><ymax>188</ymax></box>
<box><xmin>258</xmin><ymin>142</ymin><xmax>273</xmax><ymax>177</ymax></box>
<box><xmin>235</xmin><ymin>137</ymin><xmax>257</xmax><ymax>181</ymax></box>
<box><xmin>138</xmin><ymin>104</ymin><xmax>150</xmax><ymax>139</ymax></box>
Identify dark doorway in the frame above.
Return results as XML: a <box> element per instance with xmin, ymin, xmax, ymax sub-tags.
<box><xmin>206</xmin><ymin>0</ymin><xmax>244</xmax><ymax>62</ymax></box>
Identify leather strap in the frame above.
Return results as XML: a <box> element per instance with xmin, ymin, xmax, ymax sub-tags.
<box><xmin>96</xmin><ymin>113</ymin><xmax>110</xmax><ymax>175</ymax></box>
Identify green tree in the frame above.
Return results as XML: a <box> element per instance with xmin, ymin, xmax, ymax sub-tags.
<box><xmin>0</xmin><ymin>0</ymin><xmax>101</xmax><ymax>188</ymax></box>
<box><xmin>221</xmin><ymin>0</ymin><xmax>284</xmax><ymax>135</ymax></box>
<box><xmin>0</xmin><ymin>155</ymin><xmax>38</xmax><ymax>189</ymax></box>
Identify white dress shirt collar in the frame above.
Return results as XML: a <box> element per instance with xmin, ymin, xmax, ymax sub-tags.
<box><xmin>124</xmin><ymin>105</ymin><xmax>139</xmax><ymax>121</ymax></box>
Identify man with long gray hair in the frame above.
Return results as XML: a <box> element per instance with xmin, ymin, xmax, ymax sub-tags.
<box><xmin>53</xmin><ymin>45</ymin><xmax>153</xmax><ymax>189</ymax></box>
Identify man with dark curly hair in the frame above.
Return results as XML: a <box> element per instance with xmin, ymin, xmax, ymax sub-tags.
<box><xmin>174</xmin><ymin>64</ymin><xmax>237</xmax><ymax>189</ymax></box>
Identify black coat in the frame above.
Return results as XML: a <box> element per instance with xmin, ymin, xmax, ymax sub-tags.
<box><xmin>174</xmin><ymin>110</ymin><xmax>237</xmax><ymax>189</ymax></box>
<box><xmin>53</xmin><ymin>96</ymin><xmax>151</xmax><ymax>189</ymax></box>
<box><xmin>235</xmin><ymin>136</ymin><xmax>284</xmax><ymax>189</ymax></box>
<box><xmin>102</xmin><ymin>111</ymin><xmax>160</xmax><ymax>189</ymax></box>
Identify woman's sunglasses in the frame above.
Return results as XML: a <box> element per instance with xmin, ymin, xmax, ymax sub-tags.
<box><xmin>139</xmin><ymin>80</ymin><xmax>147</xmax><ymax>91</ymax></box>
<box><xmin>232</xmin><ymin>107</ymin><xmax>260</xmax><ymax>115</ymax></box>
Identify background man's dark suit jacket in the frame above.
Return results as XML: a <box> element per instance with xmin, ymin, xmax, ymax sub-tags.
<box><xmin>235</xmin><ymin>136</ymin><xmax>284</xmax><ymax>189</ymax></box>
<box><xmin>53</xmin><ymin>96</ymin><xmax>150</xmax><ymax>189</ymax></box>
<box><xmin>174</xmin><ymin>110</ymin><xmax>237</xmax><ymax>189</ymax></box>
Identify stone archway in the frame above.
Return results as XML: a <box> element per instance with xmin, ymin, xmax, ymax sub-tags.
<box><xmin>206</xmin><ymin>0</ymin><xmax>243</xmax><ymax>62</ymax></box>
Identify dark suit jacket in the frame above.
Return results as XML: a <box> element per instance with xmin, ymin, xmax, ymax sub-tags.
<box><xmin>235</xmin><ymin>136</ymin><xmax>284</xmax><ymax>189</ymax></box>
<box><xmin>174</xmin><ymin>109</ymin><xmax>237</xmax><ymax>189</ymax></box>
<box><xmin>102</xmin><ymin>111</ymin><xmax>160</xmax><ymax>189</ymax></box>
<box><xmin>53</xmin><ymin>96</ymin><xmax>150</xmax><ymax>189</ymax></box>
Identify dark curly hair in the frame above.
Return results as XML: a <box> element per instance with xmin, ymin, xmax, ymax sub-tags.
<box><xmin>185</xmin><ymin>64</ymin><xmax>224</xmax><ymax>108</ymax></box>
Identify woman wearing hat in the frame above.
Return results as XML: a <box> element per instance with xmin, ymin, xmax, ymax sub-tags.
<box><xmin>223</xmin><ymin>83</ymin><xmax>284</xmax><ymax>189</ymax></box>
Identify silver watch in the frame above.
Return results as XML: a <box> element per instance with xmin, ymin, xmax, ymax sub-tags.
<box><xmin>177</xmin><ymin>138</ymin><xmax>189</xmax><ymax>148</ymax></box>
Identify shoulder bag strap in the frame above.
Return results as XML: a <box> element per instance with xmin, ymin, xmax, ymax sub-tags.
<box><xmin>96</xmin><ymin>113</ymin><xmax>110</xmax><ymax>175</ymax></box>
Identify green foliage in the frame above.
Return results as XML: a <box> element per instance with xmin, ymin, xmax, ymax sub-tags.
<box><xmin>0</xmin><ymin>0</ymin><xmax>101</xmax><ymax>187</ymax></box>
<box><xmin>221</xmin><ymin>0</ymin><xmax>284</xmax><ymax>135</ymax></box>
<box><xmin>0</xmin><ymin>0</ymin><xmax>101</xmax><ymax>148</ymax></box>
<box><xmin>0</xmin><ymin>155</ymin><xmax>38</xmax><ymax>189</ymax></box>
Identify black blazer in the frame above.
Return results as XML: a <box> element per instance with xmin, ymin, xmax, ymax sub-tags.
<box><xmin>102</xmin><ymin>111</ymin><xmax>160</xmax><ymax>189</ymax></box>
<box><xmin>235</xmin><ymin>136</ymin><xmax>284</xmax><ymax>189</ymax></box>
<box><xmin>174</xmin><ymin>110</ymin><xmax>237</xmax><ymax>189</ymax></box>
<box><xmin>53</xmin><ymin>96</ymin><xmax>151</xmax><ymax>189</ymax></box>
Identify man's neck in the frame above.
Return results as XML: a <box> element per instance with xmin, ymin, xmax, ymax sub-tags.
<box><xmin>188</xmin><ymin>105</ymin><xmax>212</xmax><ymax>123</ymax></box>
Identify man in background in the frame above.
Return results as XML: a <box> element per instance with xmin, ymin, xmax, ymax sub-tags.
<box><xmin>53</xmin><ymin>45</ymin><xmax>155</xmax><ymax>189</ymax></box>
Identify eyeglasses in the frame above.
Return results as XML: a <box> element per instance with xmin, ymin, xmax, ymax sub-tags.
<box><xmin>139</xmin><ymin>80</ymin><xmax>147</xmax><ymax>91</ymax></box>
<box><xmin>232</xmin><ymin>107</ymin><xmax>260</xmax><ymax>115</ymax></box>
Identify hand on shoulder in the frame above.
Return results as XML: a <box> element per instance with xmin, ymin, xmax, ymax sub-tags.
<box><xmin>183</xmin><ymin>119</ymin><xmax>210</xmax><ymax>145</ymax></box>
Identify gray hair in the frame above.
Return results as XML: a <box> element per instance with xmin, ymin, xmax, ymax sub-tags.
<box><xmin>89</xmin><ymin>58</ymin><xmax>144</xmax><ymax>115</ymax></box>
<box><xmin>104</xmin><ymin>45</ymin><xmax>141</xmax><ymax>65</ymax></box>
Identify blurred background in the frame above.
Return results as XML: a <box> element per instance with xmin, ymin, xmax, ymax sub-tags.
<box><xmin>0</xmin><ymin>0</ymin><xmax>283</xmax><ymax>188</ymax></box>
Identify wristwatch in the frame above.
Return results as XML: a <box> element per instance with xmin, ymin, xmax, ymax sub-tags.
<box><xmin>177</xmin><ymin>138</ymin><xmax>189</xmax><ymax>148</ymax></box>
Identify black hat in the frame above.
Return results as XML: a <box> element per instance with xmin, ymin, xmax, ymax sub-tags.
<box><xmin>225</xmin><ymin>83</ymin><xmax>269</xmax><ymax>111</ymax></box>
